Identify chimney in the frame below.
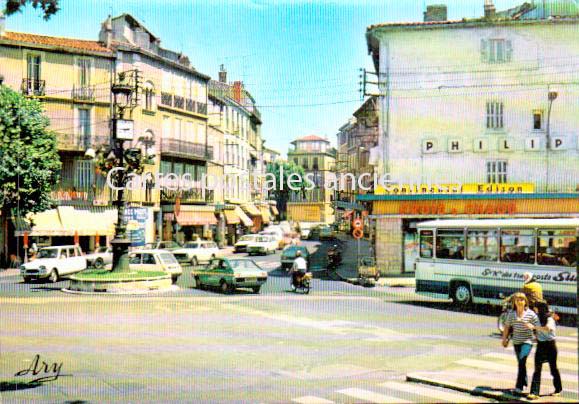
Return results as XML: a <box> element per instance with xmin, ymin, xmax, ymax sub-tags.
<box><xmin>98</xmin><ymin>15</ymin><xmax>113</xmax><ymax>48</ymax></box>
<box><xmin>423</xmin><ymin>4</ymin><xmax>447</xmax><ymax>22</ymax></box>
<box><xmin>218</xmin><ymin>64</ymin><xmax>227</xmax><ymax>83</ymax></box>
<box><xmin>233</xmin><ymin>81</ymin><xmax>242</xmax><ymax>103</ymax></box>
<box><xmin>484</xmin><ymin>0</ymin><xmax>496</xmax><ymax>18</ymax></box>
<box><xmin>0</xmin><ymin>10</ymin><xmax>6</xmax><ymax>37</ymax></box>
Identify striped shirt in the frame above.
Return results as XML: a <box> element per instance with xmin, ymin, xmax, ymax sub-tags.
<box><xmin>505</xmin><ymin>309</ymin><xmax>540</xmax><ymax>345</ymax></box>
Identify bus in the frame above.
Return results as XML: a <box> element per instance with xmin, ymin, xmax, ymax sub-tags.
<box><xmin>415</xmin><ymin>218</ymin><xmax>578</xmax><ymax>314</ymax></box>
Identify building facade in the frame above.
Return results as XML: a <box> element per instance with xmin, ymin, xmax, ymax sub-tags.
<box><xmin>287</xmin><ymin>135</ymin><xmax>336</xmax><ymax>224</ymax></box>
<box><xmin>363</xmin><ymin>1</ymin><xmax>579</xmax><ymax>274</ymax></box>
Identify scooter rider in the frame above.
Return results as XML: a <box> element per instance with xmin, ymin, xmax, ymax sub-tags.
<box><xmin>291</xmin><ymin>250</ymin><xmax>308</xmax><ymax>289</ymax></box>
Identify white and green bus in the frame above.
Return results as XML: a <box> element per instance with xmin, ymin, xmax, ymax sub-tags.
<box><xmin>415</xmin><ymin>218</ymin><xmax>578</xmax><ymax>314</ymax></box>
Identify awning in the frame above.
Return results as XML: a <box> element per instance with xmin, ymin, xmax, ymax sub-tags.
<box><xmin>15</xmin><ymin>206</ymin><xmax>117</xmax><ymax>236</ymax></box>
<box><xmin>223</xmin><ymin>209</ymin><xmax>240</xmax><ymax>225</ymax></box>
<box><xmin>242</xmin><ymin>203</ymin><xmax>261</xmax><ymax>216</ymax></box>
<box><xmin>259</xmin><ymin>205</ymin><xmax>271</xmax><ymax>224</ymax></box>
<box><xmin>235</xmin><ymin>206</ymin><xmax>253</xmax><ymax>227</ymax></box>
<box><xmin>270</xmin><ymin>205</ymin><xmax>279</xmax><ymax>216</ymax></box>
<box><xmin>175</xmin><ymin>205</ymin><xmax>217</xmax><ymax>226</ymax></box>
<box><xmin>343</xmin><ymin>210</ymin><xmax>354</xmax><ymax>219</ymax></box>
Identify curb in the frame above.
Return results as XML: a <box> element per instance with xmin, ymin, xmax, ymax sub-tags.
<box><xmin>406</xmin><ymin>373</ymin><xmax>526</xmax><ymax>403</ymax></box>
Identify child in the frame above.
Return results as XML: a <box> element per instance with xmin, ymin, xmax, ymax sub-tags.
<box><xmin>526</xmin><ymin>301</ymin><xmax>563</xmax><ymax>400</ymax></box>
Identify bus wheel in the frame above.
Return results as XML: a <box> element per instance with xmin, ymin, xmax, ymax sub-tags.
<box><xmin>452</xmin><ymin>283</ymin><xmax>472</xmax><ymax>306</ymax></box>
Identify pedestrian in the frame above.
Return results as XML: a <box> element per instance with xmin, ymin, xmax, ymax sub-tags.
<box><xmin>522</xmin><ymin>272</ymin><xmax>543</xmax><ymax>310</ymax></box>
<box><xmin>501</xmin><ymin>292</ymin><xmax>540</xmax><ymax>396</ymax></box>
<box><xmin>526</xmin><ymin>301</ymin><xmax>563</xmax><ymax>400</ymax></box>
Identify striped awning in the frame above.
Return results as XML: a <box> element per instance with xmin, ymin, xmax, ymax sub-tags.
<box><xmin>242</xmin><ymin>203</ymin><xmax>261</xmax><ymax>216</ymax></box>
<box><xmin>175</xmin><ymin>205</ymin><xmax>217</xmax><ymax>226</ymax></box>
<box><xmin>259</xmin><ymin>206</ymin><xmax>271</xmax><ymax>224</ymax></box>
<box><xmin>235</xmin><ymin>206</ymin><xmax>253</xmax><ymax>227</ymax></box>
<box><xmin>223</xmin><ymin>209</ymin><xmax>240</xmax><ymax>225</ymax></box>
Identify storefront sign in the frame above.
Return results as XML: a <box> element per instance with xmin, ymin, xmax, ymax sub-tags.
<box><xmin>375</xmin><ymin>183</ymin><xmax>534</xmax><ymax>195</ymax></box>
<box><xmin>124</xmin><ymin>207</ymin><xmax>148</xmax><ymax>247</ymax></box>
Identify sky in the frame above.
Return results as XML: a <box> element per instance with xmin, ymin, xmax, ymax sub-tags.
<box><xmin>6</xmin><ymin>0</ymin><xmax>527</xmax><ymax>156</ymax></box>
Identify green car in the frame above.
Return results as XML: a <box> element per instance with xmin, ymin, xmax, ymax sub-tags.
<box><xmin>280</xmin><ymin>245</ymin><xmax>310</xmax><ymax>270</ymax></box>
<box><xmin>192</xmin><ymin>258</ymin><xmax>268</xmax><ymax>294</ymax></box>
<box><xmin>318</xmin><ymin>225</ymin><xmax>335</xmax><ymax>240</ymax></box>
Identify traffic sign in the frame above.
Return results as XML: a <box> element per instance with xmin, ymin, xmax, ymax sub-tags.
<box><xmin>352</xmin><ymin>218</ymin><xmax>363</xmax><ymax>230</ymax></box>
<box><xmin>353</xmin><ymin>228</ymin><xmax>364</xmax><ymax>239</ymax></box>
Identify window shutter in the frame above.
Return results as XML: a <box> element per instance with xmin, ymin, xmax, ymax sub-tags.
<box><xmin>480</xmin><ymin>39</ymin><xmax>488</xmax><ymax>62</ymax></box>
<box><xmin>506</xmin><ymin>40</ymin><xmax>513</xmax><ymax>62</ymax></box>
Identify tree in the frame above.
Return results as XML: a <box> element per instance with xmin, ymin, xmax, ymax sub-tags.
<box><xmin>4</xmin><ymin>0</ymin><xmax>60</xmax><ymax>20</ymax></box>
<box><xmin>266</xmin><ymin>161</ymin><xmax>307</xmax><ymax>220</ymax></box>
<box><xmin>0</xmin><ymin>85</ymin><xmax>61</xmax><ymax>265</ymax></box>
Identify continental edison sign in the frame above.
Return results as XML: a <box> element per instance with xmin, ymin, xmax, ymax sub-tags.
<box><xmin>375</xmin><ymin>183</ymin><xmax>534</xmax><ymax>195</ymax></box>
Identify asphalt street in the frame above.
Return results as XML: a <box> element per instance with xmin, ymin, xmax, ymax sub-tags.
<box><xmin>1</xmin><ymin>241</ymin><xmax>577</xmax><ymax>403</ymax></box>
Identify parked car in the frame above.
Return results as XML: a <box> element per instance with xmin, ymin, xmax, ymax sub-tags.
<box><xmin>280</xmin><ymin>245</ymin><xmax>310</xmax><ymax>271</ymax></box>
<box><xmin>20</xmin><ymin>245</ymin><xmax>86</xmax><ymax>283</ymax></box>
<box><xmin>142</xmin><ymin>240</ymin><xmax>182</xmax><ymax>251</ymax></box>
<box><xmin>247</xmin><ymin>235</ymin><xmax>279</xmax><ymax>256</ymax></box>
<box><xmin>234</xmin><ymin>234</ymin><xmax>259</xmax><ymax>253</ymax></box>
<box><xmin>127</xmin><ymin>249</ymin><xmax>182</xmax><ymax>283</ymax></box>
<box><xmin>84</xmin><ymin>246</ymin><xmax>113</xmax><ymax>269</ymax></box>
<box><xmin>261</xmin><ymin>226</ymin><xmax>285</xmax><ymax>249</ymax></box>
<box><xmin>318</xmin><ymin>224</ymin><xmax>335</xmax><ymax>240</ymax></box>
<box><xmin>172</xmin><ymin>240</ymin><xmax>220</xmax><ymax>266</ymax></box>
<box><xmin>193</xmin><ymin>257</ymin><xmax>268</xmax><ymax>294</ymax></box>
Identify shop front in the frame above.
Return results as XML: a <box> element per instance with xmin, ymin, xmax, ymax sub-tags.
<box><xmin>358</xmin><ymin>192</ymin><xmax>579</xmax><ymax>275</ymax></box>
<box><xmin>223</xmin><ymin>206</ymin><xmax>253</xmax><ymax>245</ymax></box>
<box><xmin>164</xmin><ymin>205</ymin><xmax>218</xmax><ymax>243</ymax></box>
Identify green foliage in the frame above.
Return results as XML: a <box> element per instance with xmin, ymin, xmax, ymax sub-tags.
<box><xmin>266</xmin><ymin>160</ymin><xmax>307</xmax><ymax>199</ymax></box>
<box><xmin>5</xmin><ymin>0</ymin><xmax>60</xmax><ymax>20</ymax></box>
<box><xmin>0</xmin><ymin>85</ymin><xmax>61</xmax><ymax>216</ymax></box>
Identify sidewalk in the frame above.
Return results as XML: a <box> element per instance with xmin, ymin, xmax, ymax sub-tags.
<box><xmin>0</xmin><ymin>268</ymin><xmax>19</xmax><ymax>278</ymax></box>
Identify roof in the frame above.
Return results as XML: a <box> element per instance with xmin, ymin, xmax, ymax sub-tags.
<box><xmin>292</xmin><ymin>135</ymin><xmax>329</xmax><ymax>143</ymax></box>
<box><xmin>416</xmin><ymin>218</ymin><xmax>579</xmax><ymax>228</ymax></box>
<box><xmin>112</xmin><ymin>14</ymin><xmax>158</xmax><ymax>41</ymax></box>
<box><xmin>1</xmin><ymin>31</ymin><xmax>112</xmax><ymax>55</ymax></box>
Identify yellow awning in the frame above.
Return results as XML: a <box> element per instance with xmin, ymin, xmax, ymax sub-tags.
<box><xmin>235</xmin><ymin>206</ymin><xmax>253</xmax><ymax>227</ymax></box>
<box><xmin>223</xmin><ymin>209</ymin><xmax>240</xmax><ymax>225</ymax></box>
<box><xmin>242</xmin><ymin>203</ymin><xmax>261</xmax><ymax>216</ymax></box>
<box><xmin>259</xmin><ymin>206</ymin><xmax>271</xmax><ymax>224</ymax></box>
<box><xmin>16</xmin><ymin>206</ymin><xmax>117</xmax><ymax>236</ymax></box>
<box><xmin>176</xmin><ymin>205</ymin><xmax>217</xmax><ymax>226</ymax></box>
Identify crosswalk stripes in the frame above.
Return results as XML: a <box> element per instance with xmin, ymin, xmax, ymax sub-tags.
<box><xmin>482</xmin><ymin>352</ymin><xmax>578</xmax><ymax>371</ymax></box>
<box><xmin>379</xmin><ymin>381</ymin><xmax>484</xmax><ymax>403</ymax></box>
<box><xmin>336</xmin><ymin>387</ymin><xmax>413</xmax><ymax>403</ymax></box>
<box><xmin>455</xmin><ymin>358</ymin><xmax>578</xmax><ymax>383</ymax></box>
<box><xmin>292</xmin><ymin>396</ymin><xmax>335</xmax><ymax>404</ymax></box>
<box><xmin>506</xmin><ymin>345</ymin><xmax>578</xmax><ymax>358</ymax></box>
<box><xmin>557</xmin><ymin>336</ymin><xmax>578</xmax><ymax>343</ymax></box>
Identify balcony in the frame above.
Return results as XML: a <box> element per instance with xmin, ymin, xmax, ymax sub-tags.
<box><xmin>161</xmin><ymin>188</ymin><xmax>214</xmax><ymax>204</ymax></box>
<box><xmin>159</xmin><ymin>92</ymin><xmax>207</xmax><ymax>116</ymax></box>
<box><xmin>186</xmin><ymin>98</ymin><xmax>196</xmax><ymax>112</ymax></box>
<box><xmin>72</xmin><ymin>85</ymin><xmax>96</xmax><ymax>102</ymax></box>
<box><xmin>161</xmin><ymin>92</ymin><xmax>173</xmax><ymax>107</ymax></box>
<box><xmin>51</xmin><ymin>184</ymin><xmax>111</xmax><ymax>206</ymax></box>
<box><xmin>21</xmin><ymin>78</ymin><xmax>45</xmax><ymax>96</ymax></box>
<box><xmin>196</xmin><ymin>102</ymin><xmax>207</xmax><ymax>115</ymax></box>
<box><xmin>160</xmin><ymin>138</ymin><xmax>214</xmax><ymax>160</ymax></box>
<box><xmin>56</xmin><ymin>133</ymin><xmax>110</xmax><ymax>152</ymax></box>
<box><xmin>174</xmin><ymin>95</ymin><xmax>185</xmax><ymax>109</ymax></box>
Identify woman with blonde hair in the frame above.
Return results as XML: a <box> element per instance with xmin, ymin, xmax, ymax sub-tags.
<box><xmin>502</xmin><ymin>292</ymin><xmax>540</xmax><ymax>395</ymax></box>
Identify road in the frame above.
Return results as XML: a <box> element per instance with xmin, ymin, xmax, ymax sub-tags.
<box><xmin>1</xmin><ymin>241</ymin><xmax>577</xmax><ymax>403</ymax></box>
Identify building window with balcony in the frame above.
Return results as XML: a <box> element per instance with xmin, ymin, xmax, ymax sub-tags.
<box><xmin>533</xmin><ymin>109</ymin><xmax>543</xmax><ymax>130</ymax></box>
<box><xmin>78</xmin><ymin>108</ymin><xmax>91</xmax><ymax>148</ymax></box>
<box><xmin>481</xmin><ymin>38</ymin><xmax>512</xmax><ymax>63</ymax></box>
<box><xmin>143</xmin><ymin>81</ymin><xmax>155</xmax><ymax>111</ymax></box>
<box><xmin>487</xmin><ymin>160</ymin><xmax>507</xmax><ymax>184</ymax></box>
<box><xmin>486</xmin><ymin>101</ymin><xmax>504</xmax><ymax>130</ymax></box>
<box><xmin>313</xmin><ymin>157</ymin><xmax>319</xmax><ymax>171</ymax></box>
<box><xmin>302</xmin><ymin>158</ymin><xmax>308</xmax><ymax>170</ymax></box>
<box><xmin>24</xmin><ymin>54</ymin><xmax>44</xmax><ymax>96</ymax></box>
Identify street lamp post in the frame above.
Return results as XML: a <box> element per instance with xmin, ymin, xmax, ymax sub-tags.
<box><xmin>545</xmin><ymin>89</ymin><xmax>558</xmax><ymax>193</ymax></box>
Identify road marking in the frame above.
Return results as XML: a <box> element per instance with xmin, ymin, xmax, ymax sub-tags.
<box><xmin>337</xmin><ymin>388</ymin><xmax>412</xmax><ymax>403</ymax></box>
<box><xmin>380</xmin><ymin>381</ymin><xmax>485</xmax><ymax>403</ymax></box>
<box><xmin>557</xmin><ymin>341</ymin><xmax>578</xmax><ymax>350</ymax></box>
<box><xmin>506</xmin><ymin>346</ymin><xmax>577</xmax><ymax>358</ymax></box>
<box><xmin>292</xmin><ymin>396</ymin><xmax>335</xmax><ymax>404</ymax></box>
<box><xmin>483</xmin><ymin>352</ymin><xmax>578</xmax><ymax>371</ymax></box>
<box><xmin>557</xmin><ymin>336</ymin><xmax>578</xmax><ymax>343</ymax></box>
<box><xmin>455</xmin><ymin>359</ymin><xmax>578</xmax><ymax>383</ymax></box>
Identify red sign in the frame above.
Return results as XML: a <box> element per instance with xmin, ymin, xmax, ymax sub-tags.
<box><xmin>353</xmin><ymin>228</ymin><xmax>364</xmax><ymax>239</ymax></box>
<box><xmin>23</xmin><ymin>232</ymin><xmax>29</xmax><ymax>248</ymax></box>
<box><xmin>352</xmin><ymin>218</ymin><xmax>363</xmax><ymax>230</ymax></box>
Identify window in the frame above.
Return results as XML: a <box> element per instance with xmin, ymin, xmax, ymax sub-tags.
<box><xmin>533</xmin><ymin>110</ymin><xmax>543</xmax><ymax>130</ymax></box>
<box><xmin>27</xmin><ymin>54</ymin><xmax>41</xmax><ymax>80</ymax></box>
<box><xmin>419</xmin><ymin>230</ymin><xmax>434</xmax><ymax>258</ymax></box>
<box><xmin>77</xmin><ymin>58</ymin><xmax>91</xmax><ymax>87</ymax></box>
<box><xmin>74</xmin><ymin>159</ymin><xmax>94</xmax><ymax>189</ymax></box>
<box><xmin>486</xmin><ymin>101</ymin><xmax>503</xmax><ymax>129</ymax></box>
<box><xmin>313</xmin><ymin>157</ymin><xmax>319</xmax><ymax>170</ymax></box>
<box><xmin>487</xmin><ymin>160</ymin><xmax>507</xmax><ymax>183</ymax></box>
<box><xmin>537</xmin><ymin>230</ymin><xmax>577</xmax><ymax>267</ymax></box>
<box><xmin>435</xmin><ymin>229</ymin><xmax>464</xmax><ymax>260</ymax></box>
<box><xmin>142</xmin><ymin>253</ymin><xmax>156</xmax><ymax>265</ymax></box>
<box><xmin>500</xmin><ymin>229</ymin><xmax>535</xmax><ymax>264</ymax></box>
<box><xmin>466</xmin><ymin>230</ymin><xmax>499</xmax><ymax>261</ymax></box>
<box><xmin>78</xmin><ymin>109</ymin><xmax>91</xmax><ymax>147</ymax></box>
<box><xmin>481</xmin><ymin>39</ymin><xmax>512</xmax><ymax>63</ymax></box>
<box><xmin>144</xmin><ymin>81</ymin><xmax>155</xmax><ymax>111</ymax></box>
<box><xmin>162</xmin><ymin>116</ymin><xmax>171</xmax><ymax>138</ymax></box>
<box><xmin>174</xmin><ymin>118</ymin><xmax>182</xmax><ymax>140</ymax></box>
<box><xmin>302</xmin><ymin>158</ymin><xmax>308</xmax><ymax>170</ymax></box>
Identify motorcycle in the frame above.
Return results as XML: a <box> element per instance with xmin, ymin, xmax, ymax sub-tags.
<box><xmin>327</xmin><ymin>244</ymin><xmax>342</xmax><ymax>270</ymax></box>
<box><xmin>291</xmin><ymin>271</ymin><xmax>313</xmax><ymax>294</ymax></box>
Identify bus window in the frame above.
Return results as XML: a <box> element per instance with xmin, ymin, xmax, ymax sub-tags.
<box><xmin>436</xmin><ymin>229</ymin><xmax>464</xmax><ymax>260</ymax></box>
<box><xmin>500</xmin><ymin>229</ymin><xmax>535</xmax><ymax>264</ymax></box>
<box><xmin>419</xmin><ymin>230</ymin><xmax>434</xmax><ymax>258</ymax></box>
<box><xmin>467</xmin><ymin>230</ymin><xmax>498</xmax><ymax>261</ymax></box>
<box><xmin>537</xmin><ymin>230</ymin><xmax>577</xmax><ymax>267</ymax></box>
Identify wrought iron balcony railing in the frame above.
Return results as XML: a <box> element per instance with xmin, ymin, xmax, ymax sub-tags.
<box><xmin>161</xmin><ymin>188</ymin><xmax>214</xmax><ymax>204</ymax></box>
<box><xmin>72</xmin><ymin>85</ymin><xmax>96</xmax><ymax>101</ymax></box>
<box><xmin>21</xmin><ymin>78</ymin><xmax>45</xmax><ymax>96</ymax></box>
<box><xmin>159</xmin><ymin>92</ymin><xmax>207</xmax><ymax>115</ymax></box>
<box><xmin>161</xmin><ymin>92</ymin><xmax>173</xmax><ymax>107</ymax></box>
<box><xmin>160</xmin><ymin>138</ymin><xmax>214</xmax><ymax>160</ymax></box>
<box><xmin>56</xmin><ymin>133</ymin><xmax>111</xmax><ymax>151</ymax></box>
<box><xmin>174</xmin><ymin>95</ymin><xmax>185</xmax><ymax>109</ymax></box>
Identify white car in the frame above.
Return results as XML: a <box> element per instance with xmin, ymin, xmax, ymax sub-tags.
<box><xmin>20</xmin><ymin>245</ymin><xmax>87</xmax><ymax>283</ymax></box>
<box><xmin>247</xmin><ymin>235</ymin><xmax>278</xmax><ymax>256</ymax></box>
<box><xmin>127</xmin><ymin>249</ymin><xmax>183</xmax><ymax>284</ymax></box>
<box><xmin>234</xmin><ymin>234</ymin><xmax>259</xmax><ymax>253</ymax></box>
<box><xmin>172</xmin><ymin>240</ymin><xmax>220</xmax><ymax>266</ymax></box>
<box><xmin>261</xmin><ymin>227</ymin><xmax>285</xmax><ymax>249</ymax></box>
<box><xmin>84</xmin><ymin>246</ymin><xmax>113</xmax><ymax>269</ymax></box>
